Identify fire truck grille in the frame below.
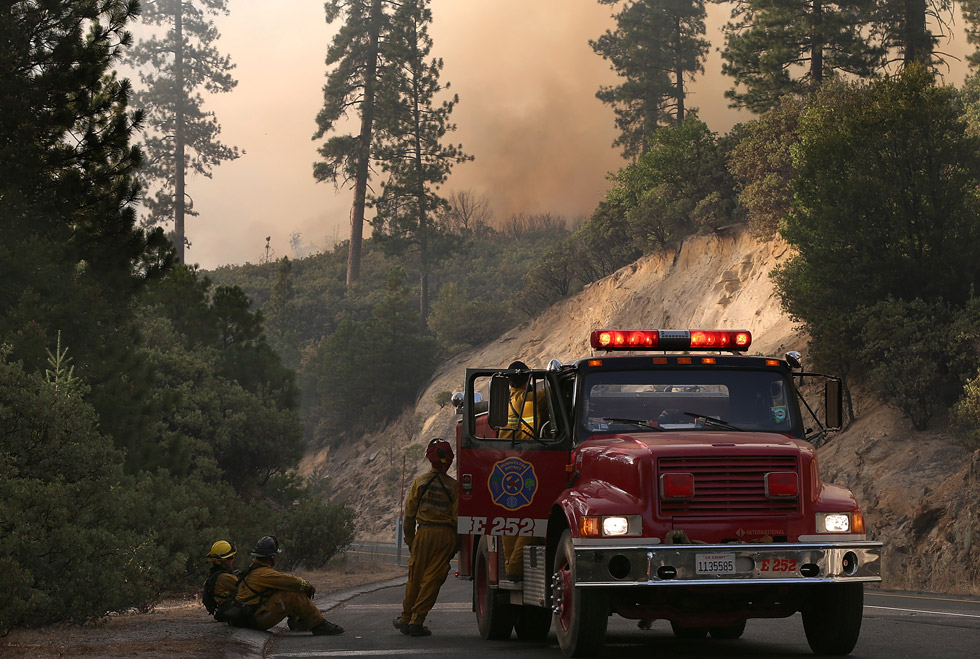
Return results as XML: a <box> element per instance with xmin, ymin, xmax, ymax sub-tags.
<box><xmin>658</xmin><ymin>455</ymin><xmax>800</xmax><ymax>516</ymax></box>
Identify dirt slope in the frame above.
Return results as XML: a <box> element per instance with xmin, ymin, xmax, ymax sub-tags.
<box><xmin>302</xmin><ymin>225</ymin><xmax>980</xmax><ymax>595</ymax></box>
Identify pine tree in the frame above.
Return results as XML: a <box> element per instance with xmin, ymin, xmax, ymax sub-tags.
<box><xmin>264</xmin><ymin>257</ymin><xmax>300</xmax><ymax>368</ymax></box>
<box><xmin>126</xmin><ymin>0</ymin><xmax>242</xmax><ymax>264</ymax></box>
<box><xmin>718</xmin><ymin>0</ymin><xmax>881</xmax><ymax>113</ymax></box>
<box><xmin>313</xmin><ymin>0</ymin><xmax>391</xmax><ymax>286</ymax></box>
<box><xmin>591</xmin><ymin>0</ymin><xmax>709</xmax><ymax>159</ymax></box>
<box><xmin>874</xmin><ymin>0</ymin><xmax>951</xmax><ymax>68</ymax></box>
<box><xmin>0</xmin><ymin>0</ymin><xmax>173</xmax><ymax>464</ymax></box>
<box><xmin>370</xmin><ymin>0</ymin><xmax>471</xmax><ymax>326</ymax></box>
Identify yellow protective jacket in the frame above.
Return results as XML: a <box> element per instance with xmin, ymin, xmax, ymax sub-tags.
<box><xmin>235</xmin><ymin>559</ymin><xmax>312</xmax><ymax>605</ymax></box>
<box><xmin>500</xmin><ymin>385</ymin><xmax>548</xmax><ymax>439</ymax></box>
<box><xmin>213</xmin><ymin>571</ymin><xmax>239</xmax><ymax>605</ymax></box>
<box><xmin>404</xmin><ymin>469</ymin><xmax>458</xmax><ymax>546</ymax></box>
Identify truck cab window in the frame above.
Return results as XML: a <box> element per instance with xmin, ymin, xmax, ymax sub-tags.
<box><xmin>582</xmin><ymin>370</ymin><xmax>801</xmax><ymax>436</ymax></box>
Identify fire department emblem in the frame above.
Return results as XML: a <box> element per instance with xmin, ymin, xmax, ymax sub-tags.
<box><xmin>488</xmin><ymin>457</ymin><xmax>537</xmax><ymax>511</ymax></box>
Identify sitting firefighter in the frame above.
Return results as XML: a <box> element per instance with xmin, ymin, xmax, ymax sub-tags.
<box><xmin>393</xmin><ymin>438</ymin><xmax>459</xmax><ymax>637</ymax></box>
<box><xmin>234</xmin><ymin>535</ymin><xmax>344</xmax><ymax>635</ymax></box>
<box><xmin>202</xmin><ymin>540</ymin><xmax>239</xmax><ymax>621</ymax></box>
<box><xmin>500</xmin><ymin>359</ymin><xmax>547</xmax><ymax>582</ymax></box>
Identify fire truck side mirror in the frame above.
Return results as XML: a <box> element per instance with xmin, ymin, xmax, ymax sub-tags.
<box><xmin>825</xmin><ymin>379</ymin><xmax>843</xmax><ymax>430</ymax></box>
<box><xmin>488</xmin><ymin>374</ymin><xmax>511</xmax><ymax>429</ymax></box>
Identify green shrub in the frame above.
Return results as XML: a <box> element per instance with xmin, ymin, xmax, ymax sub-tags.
<box><xmin>277</xmin><ymin>499</ymin><xmax>356</xmax><ymax>570</ymax></box>
<box><xmin>0</xmin><ymin>355</ymin><xmax>159</xmax><ymax>629</ymax></box>
<box><xmin>857</xmin><ymin>298</ymin><xmax>973</xmax><ymax>430</ymax></box>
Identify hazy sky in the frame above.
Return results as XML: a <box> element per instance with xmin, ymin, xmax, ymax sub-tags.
<box><xmin>140</xmin><ymin>1</ymin><xmax>973</xmax><ymax>270</ymax></box>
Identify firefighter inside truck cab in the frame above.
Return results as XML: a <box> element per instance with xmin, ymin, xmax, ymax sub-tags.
<box><xmin>499</xmin><ymin>359</ymin><xmax>547</xmax><ymax>581</ymax></box>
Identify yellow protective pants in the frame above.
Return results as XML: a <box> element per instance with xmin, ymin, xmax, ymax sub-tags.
<box><xmin>251</xmin><ymin>590</ymin><xmax>325</xmax><ymax>631</ymax></box>
<box><xmin>401</xmin><ymin>525</ymin><xmax>457</xmax><ymax>625</ymax></box>
<box><xmin>502</xmin><ymin>535</ymin><xmax>544</xmax><ymax>577</ymax></box>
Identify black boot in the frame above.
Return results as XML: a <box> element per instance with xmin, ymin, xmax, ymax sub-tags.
<box><xmin>408</xmin><ymin>623</ymin><xmax>431</xmax><ymax>637</ymax></box>
<box><xmin>287</xmin><ymin>616</ymin><xmax>309</xmax><ymax>631</ymax></box>
<box><xmin>311</xmin><ymin>620</ymin><xmax>345</xmax><ymax>635</ymax></box>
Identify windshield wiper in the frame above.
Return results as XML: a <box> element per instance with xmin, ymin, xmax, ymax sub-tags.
<box><xmin>683</xmin><ymin>412</ymin><xmax>744</xmax><ymax>431</ymax></box>
<box><xmin>601</xmin><ymin>417</ymin><xmax>666</xmax><ymax>432</ymax></box>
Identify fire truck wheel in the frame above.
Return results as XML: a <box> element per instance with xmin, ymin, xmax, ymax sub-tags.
<box><xmin>514</xmin><ymin>605</ymin><xmax>552</xmax><ymax>641</ymax></box>
<box><xmin>474</xmin><ymin>536</ymin><xmax>514</xmax><ymax>640</ymax></box>
<box><xmin>670</xmin><ymin>622</ymin><xmax>709</xmax><ymax>639</ymax></box>
<box><xmin>709</xmin><ymin>620</ymin><xmax>746</xmax><ymax>639</ymax></box>
<box><xmin>552</xmin><ymin>529</ymin><xmax>608</xmax><ymax>657</ymax></box>
<box><xmin>802</xmin><ymin>583</ymin><xmax>864</xmax><ymax>655</ymax></box>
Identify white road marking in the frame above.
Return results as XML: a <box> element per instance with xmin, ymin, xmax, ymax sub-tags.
<box><xmin>867</xmin><ymin>605</ymin><xmax>980</xmax><ymax>619</ymax></box>
<box><xmin>269</xmin><ymin>651</ymin><xmax>458</xmax><ymax>657</ymax></box>
<box><xmin>340</xmin><ymin>602</ymin><xmax>470</xmax><ymax>610</ymax></box>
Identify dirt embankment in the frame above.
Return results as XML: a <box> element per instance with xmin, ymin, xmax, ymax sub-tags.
<box><xmin>303</xmin><ymin>225</ymin><xmax>980</xmax><ymax>596</ymax></box>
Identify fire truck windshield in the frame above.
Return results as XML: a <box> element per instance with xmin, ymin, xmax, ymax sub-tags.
<box><xmin>582</xmin><ymin>368</ymin><xmax>798</xmax><ymax>435</ymax></box>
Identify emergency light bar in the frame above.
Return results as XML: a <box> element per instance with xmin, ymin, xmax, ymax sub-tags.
<box><xmin>590</xmin><ymin>329</ymin><xmax>752</xmax><ymax>352</ymax></box>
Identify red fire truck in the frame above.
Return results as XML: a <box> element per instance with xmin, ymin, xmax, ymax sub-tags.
<box><xmin>453</xmin><ymin>329</ymin><xmax>882</xmax><ymax>657</ymax></box>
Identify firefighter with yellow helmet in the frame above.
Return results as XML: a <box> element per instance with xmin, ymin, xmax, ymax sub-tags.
<box><xmin>234</xmin><ymin>535</ymin><xmax>344</xmax><ymax>635</ymax></box>
<box><xmin>202</xmin><ymin>540</ymin><xmax>239</xmax><ymax>620</ymax></box>
<box><xmin>500</xmin><ymin>360</ymin><xmax>547</xmax><ymax>581</ymax></box>
<box><xmin>393</xmin><ymin>438</ymin><xmax>459</xmax><ymax>637</ymax></box>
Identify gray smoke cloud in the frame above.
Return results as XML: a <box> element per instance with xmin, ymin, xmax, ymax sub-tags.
<box><xmin>166</xmin><ymin>0</ymin><xmax>972</xmax><ymax>269</ymax></box>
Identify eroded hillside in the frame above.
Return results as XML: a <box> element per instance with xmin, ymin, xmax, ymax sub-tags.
<box><xmin>300</xmin><ymin>225</ymin><xmax>980</xmax><ymax>595</ymax></box>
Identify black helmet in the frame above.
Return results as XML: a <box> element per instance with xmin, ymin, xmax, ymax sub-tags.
<box><xmin>250</xmin><ymin>535</ymin><xmax>282</xmax><ymax>558</ymax></box>
<box><xmin>507</xmin><ymin>360</ymin><xmax>530</xmax><ymax>388</ymax></box>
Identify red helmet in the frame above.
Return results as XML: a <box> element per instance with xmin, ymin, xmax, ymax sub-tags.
<box><xmin>425</xmin><ymin>438</ymin><xmax>454</xmax><ymax>470</ymax></box>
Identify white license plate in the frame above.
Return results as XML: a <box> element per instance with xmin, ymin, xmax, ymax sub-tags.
<box><xmin>696</xmin><ymin>553</ymin><xmax>736</xmax><ymax>574</ymax></box>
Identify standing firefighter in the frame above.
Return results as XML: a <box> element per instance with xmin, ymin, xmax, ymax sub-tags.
<box><xmin>234</xmin><ymin>535</ymin><xmax>344</xmax><ymax>635</ymax></box>
<box><xmin>500</xmin><ymin>359</ymin><xmax>547</xmax><ymax>581</ymax></box>
<box><xmin>393</xmin><ymin>438</ymin><xmax>459</xmax><ymax>637</ymax></box>
<box><xmin>202</xmin><ymin>540</ymin><xmax>239</xmax><ymax>620</ymax></box>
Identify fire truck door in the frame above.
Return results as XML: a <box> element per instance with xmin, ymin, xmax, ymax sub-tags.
<box><xmin>457</xmin><ymin>371</ymin><xmax>570</xmax><ymax>540</ymax></box>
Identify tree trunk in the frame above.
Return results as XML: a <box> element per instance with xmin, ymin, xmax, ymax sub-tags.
<box><xmin>347</xmin><ymin>0</ymin><xmax>384</xmax><ymax>286</ymax></box>
<box><xmin>174</xmin><ymin>5</ymin><xmax>186</xmax><ymax>264</ymax></box>
<box><xmin>903</xmin><ymin>0</ymin><xmax>929</xmax><ymax>65</ymax></box>
<box><xmin>811</xmin><ymin>0</ymin><xmax>824</xmax><ymax>89</ymax></box>
<box><xmin>412</xmin><ymin>50</ymin><xmax>429</xmax><ymax>328</ymax></box>
<box><xmin>674</xmin><ymin>17</ymin><xmax>684</xmax><ymax>123</ymax></box>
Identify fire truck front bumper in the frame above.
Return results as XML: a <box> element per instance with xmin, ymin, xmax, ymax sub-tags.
<box><xmin>572</xmin><ymin>541</ymin><xmax>882</xmax><ymax>587</ymax></box>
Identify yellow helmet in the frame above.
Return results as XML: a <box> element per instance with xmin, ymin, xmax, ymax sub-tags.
<box><xmin>207</xmin><ymin>540</ymin><xmax>237</xmax><ymax>564</ymax></box>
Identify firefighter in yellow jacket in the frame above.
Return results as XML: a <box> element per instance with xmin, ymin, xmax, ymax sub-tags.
<box><xmin>500</xmin><ymin>360</ymin><xmax>547</xmax><ymax>581</ymax></box>
<box><xmin>392</xmin><ymin>438</ymin><xmax>459</xmax><ymax>637</ymax></box>
<box><xmin>202</xmin><ymin>540</ymin><xmax>239</xmax><ymax>620</ymax></box>
<box><xmin>235</xmin><ymin>535</ymin><xmax>344</xmax><ymax>635</ymax></box>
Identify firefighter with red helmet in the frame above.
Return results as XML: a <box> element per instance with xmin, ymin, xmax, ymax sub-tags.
<box><xmin>393</xmin><ymin>438</ymin><xmax>459</xmax><ymax>637</ymax></box>
<box><xmin>234</xmin><ymin>535</ymin><xmax>344</xmax><ymax>635</ymax></box>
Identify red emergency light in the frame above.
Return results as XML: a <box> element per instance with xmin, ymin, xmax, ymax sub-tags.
<box><xmin>590</xmin><ymin>329</ymin><xmax>751</xmax><ymax>352</ymax></box>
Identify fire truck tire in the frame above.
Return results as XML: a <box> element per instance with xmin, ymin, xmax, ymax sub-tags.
<box><xmin>474</xmin><ymin>536</ymin><xmax>514</xmax><ymax>640</ymax></box>
<box><xmin>552</xmin><ymin>529</ymin><xmax>607</xmax><ymax>657</ymax></box>
<box><xmin>802</xmin><ymin>583</ymin><xmax>863</xmax><ymax>655</ymax></box>
<box><xmin>514</xmin><ymin>605</ymin><xmax>552</xmax><ymax>641</ymax></box>
<box><xmin>670</xmin><ymin>622</ymin><xmax>709</xmax><ymax>639</ymax></box>
<box><xmin>709</xmin><ymin>620</ymin><xmax>746</xmax><ymax>639</ymax></box>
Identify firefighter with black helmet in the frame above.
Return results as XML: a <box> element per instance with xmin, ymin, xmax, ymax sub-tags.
<box><xmin>202</xmin><ymin>540</ymin><xmax>239</xmax><ymax>620</ymax></box>
<box><xmin>393</xmin><ymin>438</ymin><xmax>459</xmax><ymax>637</ymax></box>
<box><xmin>234</xmin><ymin>535</ymin><xmax>344</xmax><ymax>635</ymax></box>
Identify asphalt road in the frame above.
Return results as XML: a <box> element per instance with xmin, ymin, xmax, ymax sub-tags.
<box><xmin>262</xmin><ymin>577</ymin><xmax>980</xmax><ymax>659</ymax></box>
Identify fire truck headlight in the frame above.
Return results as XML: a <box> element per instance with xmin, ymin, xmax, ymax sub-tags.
<box><xmin>580</xmin><ymin>515</ymin><xmax>642</xmax><ymax>537</ymax></box>
<box><xmin>602</xmin><ymin>516</ymin><xmax>630</xmax><ymax>536</ymax></box>
<box><xmin>817</xmin><ymin>513</ymin><xmax>851</xmax><ymax>533</ymax></box>
<box><xmin>602</xmin><ymin>515</ymin><xmax>642</xmax><ymax>537</ymax></box>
